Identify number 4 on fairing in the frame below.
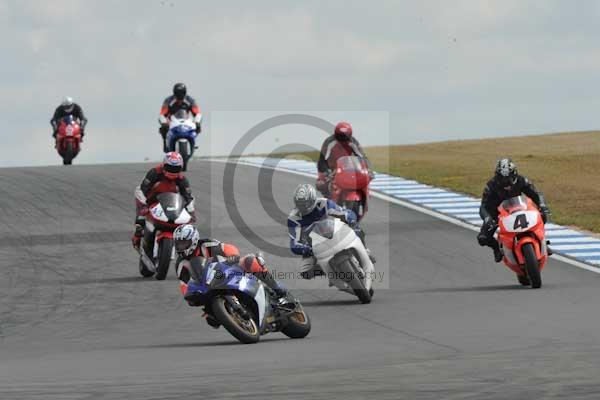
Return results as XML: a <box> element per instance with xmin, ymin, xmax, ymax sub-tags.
<box><xmin>513</xmin><ymin>214</ymin><xmax>529</xmax><ymax>230</ymax></box>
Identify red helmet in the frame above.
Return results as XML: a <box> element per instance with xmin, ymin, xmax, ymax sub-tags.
<box><xmin>162</xmin><ymin>152</ymin><xmax>184</xmax><ymax>180</ymax></box>
<box><xmin>334</xmin><ymin>122</ymin><xmax>353</xmax><ymax>141</ymax></box>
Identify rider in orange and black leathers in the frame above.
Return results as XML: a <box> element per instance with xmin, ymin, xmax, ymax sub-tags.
<box><xmin>158</xmin><ymin>83</ymin><xmax>202</xmax><ymax>152</ymax></box>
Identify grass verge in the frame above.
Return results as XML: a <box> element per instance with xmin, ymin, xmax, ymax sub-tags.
<box><xmin>275</xmin><ymin>131</ymin><xmax>600</xmax><ymax>233</ymax></box>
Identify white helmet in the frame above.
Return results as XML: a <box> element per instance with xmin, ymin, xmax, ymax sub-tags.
<box><xmin>174</xmin><ymin>224</ymin><xmax>200</xmax><ymax>257</ymax></box>
<box><xmin>61</xmin><ymin>96</ymin><xmax>75</xmax><ymax>113</ymax></box>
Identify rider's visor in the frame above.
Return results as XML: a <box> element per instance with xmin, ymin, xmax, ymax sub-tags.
<box><xmin>175</xmin><ymin>239</ymin><xmax>192</xmax><ymax>253</ymax></box>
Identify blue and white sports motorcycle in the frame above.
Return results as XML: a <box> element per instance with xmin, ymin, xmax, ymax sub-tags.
<box><xmin>185</xmin><ymin>260</ymin><xmax>311</xmax><ymax>344</ymax></box>
<box><xmin>166</xmin><ymin>110</ymin><xmax>197</xmax><ymax>171</ymax></box>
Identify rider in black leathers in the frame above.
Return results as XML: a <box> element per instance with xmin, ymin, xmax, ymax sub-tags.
<box><xmin>477</xmin><ymin>158</ymin><xmax>551</xmax><ymax>262</ymax></box>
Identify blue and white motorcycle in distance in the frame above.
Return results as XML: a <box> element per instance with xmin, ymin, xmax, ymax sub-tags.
<box><xmin>185</xmin><ymin>259</ymin><xmax>311</xmax><ymax>344</ymax></box>
<box><xmin>308</xmin><ymin>216</ymin><xmax>375</xmax><ymax>304</ymax></box>
<box><xmin>166</xmin><ymin>110</ymin><xmax>197</xmax><ymax>171</ymax></box>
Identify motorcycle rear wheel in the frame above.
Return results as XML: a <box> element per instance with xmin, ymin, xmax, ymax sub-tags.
<box><xmin>211</xmin><ymin>296</ymin><xmax>260</xmax><ymax>344</ymax></box>
<box><xmin>281</xmin><ymin>305</ymin><xmax>311</xmax><ymax>339</ymax></box>
<box><xmin>522</xmin><ymin>243</ymin><xmax>542</xmax><ymax>289</ymax></box>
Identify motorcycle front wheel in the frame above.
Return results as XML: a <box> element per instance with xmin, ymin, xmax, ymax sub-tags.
<box><xmin>211</xmin><ymin>296</ymin><xmax>260</xmax><ymax>344</ymax></box>
<box><xmin>522</xmin><ymin>243</ymin><xmax>542</xmax><ymax>289</ymax></box>
<box><xmin>154</xmin><ymin>238</ymin><xmax>174</xmax><ymax>280</ymax></box>
<box><xmin>63</xmin><ymin>142</ymin><xmax>73</xmax><ymax>165</ymax></box>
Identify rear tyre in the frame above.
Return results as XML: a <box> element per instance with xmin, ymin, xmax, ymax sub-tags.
<box><xmin>63</xmin><ymin>142</ymin><xmax>73</xmax><ymax>165</ymax></box>
<box><xmin>211</xmin><ymin>296</ymin><xmax>260</xmax><ymax>344</ymax></box>
<box><xmin>281</xmin><ymin>306</ymin><xmax>311</xmax><ymax>339</ymax></box>
<box><xmin>154</xmin><ymin>238</ymin><xmax>174</xmax><ymax>280</ymax></box>
<box><xmin>522</xmin><ymin>243</ymin><xmax>542</xmax><ymax>289</ymax></box>
<box><xmin>139</xmin><ymin>259</ymin><xmax>154</xmax><ymax>278</ymax></box>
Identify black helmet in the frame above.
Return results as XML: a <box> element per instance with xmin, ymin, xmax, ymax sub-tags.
<box><xmin>495</xmin><ymin>158</ymin><xmax>518</xmax><ymax>188</ymax></box>
<box><xmin>173</xmin><ymin>83</ymin><xmax>187</xmax><ymax>100</ymax></box>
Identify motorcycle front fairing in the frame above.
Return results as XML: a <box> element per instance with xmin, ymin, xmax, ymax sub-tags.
<box><xmin>167</xmin><ymin>116</ymin><xmax>197</xmax><ymax>150</ymax></box>
<box><xmin>309</xmin><ymin>218</ymin><xmax>374</xmax><ymax>290</ymax></box>
<box><xmin>187</xmin><ymin>262</ymin><xmax>272</xmax><ymax>329</ymax></box>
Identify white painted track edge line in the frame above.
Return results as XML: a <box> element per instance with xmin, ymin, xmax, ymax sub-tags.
<box><xmin>203</xmin><ymin>158</ymin><xmax>600</xmax><ymax>275</ymax></box>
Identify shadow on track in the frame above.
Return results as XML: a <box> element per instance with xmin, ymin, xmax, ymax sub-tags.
<box><xmin>124</xmin><ymin>337</ymin><xmax>291</xmax><ymax>349</ymax></box>
<box><xmin>414</xmin><ymin>284</ymin><xmax>526</xmax><ymax>293</ymax></box>
<box><xmin>302</xmin><ymin>299</ymin><xmax>361</xmax><ymax>307</ymax></box>
<box><xmin>62</xmin><ymin>276</ymin><xmax>177</xmax><ymax>285</ymax></box>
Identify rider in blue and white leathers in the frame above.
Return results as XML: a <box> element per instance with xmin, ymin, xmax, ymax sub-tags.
<box><xmin>288</xmin><ymin>183</ymin><xmax>366</xmax><ymax>279</ymax></box>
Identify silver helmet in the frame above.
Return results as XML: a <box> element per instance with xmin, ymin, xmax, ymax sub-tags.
<box><xmin>293</xmin><ymin>183</ymin><xmax>318</xmax><ymax>215</ymax></box>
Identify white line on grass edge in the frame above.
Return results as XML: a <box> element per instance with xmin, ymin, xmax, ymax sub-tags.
<box><xmin>204</xmin><ymin>158</ymin><xmax>600</xmax><ymax>275</ymax></box>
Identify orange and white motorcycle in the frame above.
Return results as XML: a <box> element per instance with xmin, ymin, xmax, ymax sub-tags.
<box><xmin>496</xmin><ymin>195</ymin><xmax>549</xmax><ymax>288</ymax></box>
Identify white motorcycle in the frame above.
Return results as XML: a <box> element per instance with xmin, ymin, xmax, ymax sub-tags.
<box><xmin>165</xmin><ymin>110</ymin><xmax>198</xmax><ymax>171</ymax></box>
<box><xmin>308</xmin><ymin>217</ymin><xmax>375</xmax><ymax>304</ymax></box>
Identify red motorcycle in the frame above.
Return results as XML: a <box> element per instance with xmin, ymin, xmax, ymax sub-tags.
<box><xmin>55</xmin><ymin>115</ymin><xmax>82</xmax><ymax>165</ymax></box>
<box><xmin>497</xmin><ymin>195</ymin><xmax>549</xmax><ymax>289</ymax></box>
<box><xmin>327</xmin><ymin>156</ymin><xmax>373</xmax><ymax>221</ymax></box>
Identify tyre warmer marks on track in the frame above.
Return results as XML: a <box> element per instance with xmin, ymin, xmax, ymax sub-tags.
<box><xmin>234</xmin><ymin>157</ymin><xmax>600</xmax><ymax>268</ymax></box>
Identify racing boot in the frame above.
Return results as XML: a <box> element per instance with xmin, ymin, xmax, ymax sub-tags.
<box><xmin>131</xmin><ymin>223</ymin><xmax>144</xmax><ymax>251</ymax></box>
<box><xmin>202</xmin><ymin>309</ymin><xmax>221</xmax><ymax>329</ymax></box>
<box><xmin>299</xmin><ymin>256</ymin><xmax>325</xmax><ymax>280</ymax></box>
<box><xmin>492</xmin><ymin>242</ymin><xmax>504</xmax><ymax>263</ymax></box>
<box><xmin>258</xmin><ymin>271</ymin><xmax>295</xmax><ymax>309</ymax></box>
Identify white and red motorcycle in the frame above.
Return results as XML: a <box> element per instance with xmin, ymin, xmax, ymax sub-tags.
<box><xmin>139</xmin><ymin>192</ymin><xmax>193</xmax><ymax>280</ymax></box>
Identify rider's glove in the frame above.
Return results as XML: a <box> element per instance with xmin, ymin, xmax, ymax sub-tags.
<box><xmin>225</xmin><ymin>255</ymin><xmax>240</xmax><ymax>265</ymax></box>
<box><xmin>195</xmin><ymin>124</ymin><xmax>201</xmax><ymax>134</ymax></box>
<box><xmin>540</xmin><ymin>206</ymin><xmax>551</xmax><ymax>223</ymax></box>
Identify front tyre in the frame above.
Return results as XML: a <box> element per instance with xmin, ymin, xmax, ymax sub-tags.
<box><xmin>281</xmin><ymin>305</ymin><xmax>311</xmax><ymax>339</ymax></box>
<box><xmin>154</xmin><ymin>238</ymin><xmax>174</xmax><ymax>280</ymax></box>
<box><xmin>522</xmin><ymin>243</ymin><xmax>542</xmax><ymax>289</ymax></box>
<box><xmin>343</xmin><ymin>259</ymin><xmax>371</xmax><ymax>304</ymax></box>
<box><xmin>63</xmin><ymin>142</ymin><xmax>74</xmax><ymax>165</ymax></box>
<box><xmin>211</xmin><ymin>296</ymin><xmax>260</xmax><ymax>344</ymax></box>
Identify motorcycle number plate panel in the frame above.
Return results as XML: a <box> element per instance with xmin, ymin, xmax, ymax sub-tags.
<box><xmin>151</xmin><ymin>204</ymin><xmax>167</xmax><ymax>221</ymax></box>
<box><xmin>502</xmin><ymin>211</ymin><xmax>539</xmax><ymax>233</ymax></box>
<box><xmin>66</xmin><ymin>126</ymin><xmax>73</xmax><ymax>136</ymax></box>
<box><xmin>205</xmin><ymin>264</ymin><xmax>217</xmax><ymax>285</ymax></box>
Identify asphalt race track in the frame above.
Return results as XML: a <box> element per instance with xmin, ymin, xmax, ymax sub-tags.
<box><xmin>2</xmin><ymin>160</ymin><xmax>600</xmax><ymax>399</ymax></box>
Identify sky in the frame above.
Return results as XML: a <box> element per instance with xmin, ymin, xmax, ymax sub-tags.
<box><xmin>1</xmin><ymin>0</ymin><xmax>600</xmax><ymax>167</ymax></box>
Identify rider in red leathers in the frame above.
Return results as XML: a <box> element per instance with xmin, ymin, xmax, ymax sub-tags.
<box><xmin>131</xmin><ymin>152</ymin><xmax>196</xmax><ymax>250</ymax></box>
<box><xmin>316</xmin><ymin>121</ymin><xmax>372</xmax><ymax>196</ymax></box>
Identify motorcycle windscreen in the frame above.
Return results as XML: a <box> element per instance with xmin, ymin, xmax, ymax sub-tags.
<box><xmin>500</xmin><ymin>195</ymin><xmax>528</xmax><ymax>212</ymax></box>
<box><xmin>335</xmin><ymin>156</ymin><xmax>370</xmax><ymax>189</ymax></box>
<box><xmin>310</xmin><ymin>219</ymin><xmax>335</xmax><ymax>240</ymax></box>
<box><xmin>336</xmin><ymin>156</ymin><xmax>364</xmax><ymax>171</ymax></box>
<box><xmin>156</xmin><ymin>192</ymin><xmax>184</xmax><ymax>221</ymax></box>
<box><xmin>173</xmin><ymin>109</ymin><xmax>189</xmax><ymax>120</ymax></box>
